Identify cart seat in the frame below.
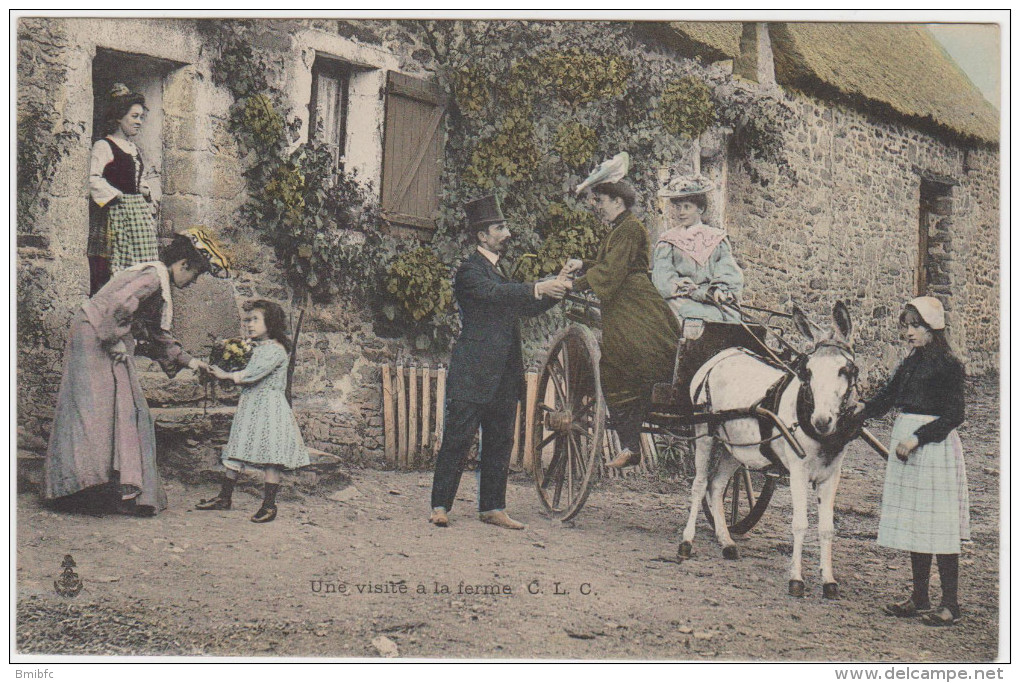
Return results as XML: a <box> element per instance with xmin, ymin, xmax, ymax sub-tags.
<box><xmin>651</xmin><ymin>319</ymin><xmax>773</xmax><ymax>411</ymax></box>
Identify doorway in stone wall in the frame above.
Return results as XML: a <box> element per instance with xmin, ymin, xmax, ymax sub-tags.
<box><xmin>917</xmin><ymin>177</ymin><xmax>954</xmax><ymax>298</ymax></box>
<box><xmin>91</xmin><ymin>48</ymin><xmax>183</xmax><ymax>237</ymax></box>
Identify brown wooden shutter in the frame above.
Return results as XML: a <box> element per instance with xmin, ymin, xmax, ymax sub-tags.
<box><xmin>381</xmin><ymin>72</ymin><xmax>446</xmax><ymax>230</ymax></box>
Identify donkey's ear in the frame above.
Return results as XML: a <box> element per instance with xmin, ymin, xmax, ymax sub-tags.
<box><xmin>792</xmin><ymin>305</ymin><xmax>815</xmax><ymax>342</ymax></box>
<box><xmin>833</xmin><ymin>301</ymin><xmax>853</xmax><ymax>341</ymax></box>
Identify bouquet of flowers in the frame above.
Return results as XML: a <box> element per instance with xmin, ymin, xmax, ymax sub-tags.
<box><xmin>210</xmin><ymin>338</ymin><xmax>253</xmax><ymax>372</ymax></box>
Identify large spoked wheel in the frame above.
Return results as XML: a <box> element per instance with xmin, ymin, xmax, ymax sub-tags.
<box><xmin>702</xmin><ymin>464</ymin><xmax>778</xmax><ymax>535</ymax></box>
<box><xmin>532</xmin><ymin>325</ymin><xmax>606</xmax><ymax>521</ymax></box>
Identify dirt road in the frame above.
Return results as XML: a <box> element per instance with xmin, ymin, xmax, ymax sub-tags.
<box><xmin>16</xmin><ymin>379</ymin><xmax>1002</xmax><ymax>661</ymax></box>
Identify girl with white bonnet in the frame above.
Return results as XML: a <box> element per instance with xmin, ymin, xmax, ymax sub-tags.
<box><xmin>651</xmin><ymin>174</ymin><xmax>743</xmax><ymax>324</ymax></box>
<box><xmin>857</xmin><ymin>296</ymin><xmax>970</xmax><ymax>626</ymax></box>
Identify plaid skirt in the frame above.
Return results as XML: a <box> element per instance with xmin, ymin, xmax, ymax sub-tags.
<box><xmin>877</xmin><ymin>413</ymin><xmax>971</xmax><ymax>554</ymax></box>
<box><xmin>108</xmin><ymin>194</ymin><xmax>159</xmax><ymax>271</ymax></box>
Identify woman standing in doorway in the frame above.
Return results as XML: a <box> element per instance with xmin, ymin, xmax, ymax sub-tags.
<box><xmin>88</xmin><ymin>83</ymin><xmax>160</xmax><ymax>294</ymax></box>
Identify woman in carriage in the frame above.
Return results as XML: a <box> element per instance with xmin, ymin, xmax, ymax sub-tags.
<box><xmin>651</xmin><ymin>175</ymin><xmax>744</xmax><ymax>325</ymax></box>
<box><xmin>570</xmin><ymin>153</ymin><xmax>682</xmax><ymax>469</ymax></box>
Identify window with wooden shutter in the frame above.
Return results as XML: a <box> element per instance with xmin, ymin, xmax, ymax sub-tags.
<box><xmin>309</xmin><ymin>57</ymin><xmax>351</xmax><ymax>168</ymax></box>
<box><xmin>381</xmin><ymin>72</ymin><xmax>446</xmax><ymax>230</ymax></box>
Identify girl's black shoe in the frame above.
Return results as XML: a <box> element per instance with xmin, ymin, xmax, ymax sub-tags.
<box><xmin>250</xmin><ymin>505</ymin><xmax>277</xmax><ymax>523</ymax></box>
<box><xmin>195</xmin><ymin>496</ymin><xmax>232</xmax><ymax>510</ymax></box>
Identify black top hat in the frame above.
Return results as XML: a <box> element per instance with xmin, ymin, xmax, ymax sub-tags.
<box><xmin>464</xmin><ymin>194</ymin><xmax>505</xmax><ymax>232</ymax></box>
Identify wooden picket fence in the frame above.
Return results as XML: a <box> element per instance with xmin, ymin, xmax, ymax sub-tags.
<box><xmin>381</xmin><ymin>364</ymin><xmax>535</xmax><ymax>470</ymax></box>
<box><xmin>381</xmin><ymin>363</ymin><xmax>658</xmax><ymax>477</ymax></box>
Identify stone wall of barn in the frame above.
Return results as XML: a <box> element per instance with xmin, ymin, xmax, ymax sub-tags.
<box><xmin>718</xmin><ymin>93</ymin><xmax>999</xmax><ymax>384</ymax></box>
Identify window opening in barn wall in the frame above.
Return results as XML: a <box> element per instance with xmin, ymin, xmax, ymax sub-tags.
<box><xmin>917</xmin><ymin>177</ymin><xmax>955</xmax><ymax>298</ymax></box>
<box><xmin>91</xmin><ymin>48</ymin><xmax>184</xmax><ymax>238</ymax></box>
<box><xmin>380</xmin><ymin>71</ymin><xmax>446</xmax><ymax>230</ymax></box>
<box><xmin>309</xmin><ymin>55</ymin><xmax>352</xmax><ymax>170</ymax></box>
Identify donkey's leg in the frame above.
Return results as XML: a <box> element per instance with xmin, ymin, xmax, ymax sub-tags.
<box><xmin>817</xmin><ymin>464</ymin><xmax>843</xmax><ymax>599</ymax></box>
<box><xmin>787</xmin><ymin>462</ymin><xmax>810</xmax><ymax>597</ymax></box>
<box><xmin>679</xmin><ymin>424</ymin><xmax>713</xmax><ymax>559</ymax></box>
<box><xmin>706</xmin><ymin>449</ymin><xmax>742</xmax><ymax>559</ymax></box>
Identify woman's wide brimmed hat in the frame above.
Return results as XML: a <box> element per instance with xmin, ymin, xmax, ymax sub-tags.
<box><xmin>658</xmin><ymin>173</ymin><xmax>714</xmax><ymax>199</ymax></box>
<box><xmin>906</xmin><ymin>296</ymin><xmax>946</xmax><ymax>330</ymax></box>
<box><xmin>575</xmin><ymin>152</ymin><xmax>630</xmax><ymax>195</ymax></box>
<box><xmin>182</xmin><ymin>227</ymin><xmax>231</xmax><ymax>279</ymax></box>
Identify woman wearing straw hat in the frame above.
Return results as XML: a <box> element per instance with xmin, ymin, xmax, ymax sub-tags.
<box><xmin>651</xmin><ymin>175</ymin><xmax>743</xmax><ymax>324</ymax></box>
<box><xmin>44</xmin><ymin>228</ymin><xmax>230</xmax><ymax>516</ymax></box>
<box><xmin>572</xmin><ymin>153</ymin><xmax>682</xmax><ymax>469</ymax></box>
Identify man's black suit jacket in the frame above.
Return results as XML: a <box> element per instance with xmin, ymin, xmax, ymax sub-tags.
<box><xmin>446</xmin><ymin>249</ymin><xmax>559</xmax><ymax>404</ymax></box>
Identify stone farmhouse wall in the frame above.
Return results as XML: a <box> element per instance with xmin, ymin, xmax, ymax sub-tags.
<box><xmin>718</xmin><ymin>94</ymin><xmax>999</xmax><ymax>384</ymax></box>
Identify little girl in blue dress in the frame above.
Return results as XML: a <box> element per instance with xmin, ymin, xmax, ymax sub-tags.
<box><xmin>196</xmin><ymin>300</ymin><xmax>309</xmax><ymax>522</ymax></box>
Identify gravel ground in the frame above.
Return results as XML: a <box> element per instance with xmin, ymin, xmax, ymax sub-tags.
<box><xmin>15</xmin><ymin>376</ymin><xmax>1003</xmax><ymax>661</ymax></box>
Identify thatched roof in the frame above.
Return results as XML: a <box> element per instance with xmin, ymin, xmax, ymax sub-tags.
<box><xmin>667</xmin><ymin>22</ymin><xmax>999</xmax><ymax>146</ymax></box>
<box><xmin>663</xmin><ymin>21</ymin><xmax>742</xmax><ymax>62</ymax></box>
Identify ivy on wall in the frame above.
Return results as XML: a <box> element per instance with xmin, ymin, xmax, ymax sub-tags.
<box><xmin>204</xmin><ymin>21</ymin><xmax>393</xmax><ymax>305</ymax></box>
<box><xmin>204</xmin><ymin>19</ymin><xmax>794</xmax><ymax>352</ymax></box>
<box><xmin>17</xmin><ymin>104</ymin><xmax>83</xmax><ymax>234</ymax></box>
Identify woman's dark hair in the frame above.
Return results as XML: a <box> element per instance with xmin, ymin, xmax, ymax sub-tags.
<box><xmin>674</xmin><ymin>193</ymin><xmax>708</xmax><ymax>212</ymax></box>
<box><xmin>102</xmin><ymin>88</ymin><xmax>146</xmax><ymax>136</ymax></box>
<box><xmin>245</xmin><ymin>299</ymin><xmax>292</xmax><ymax>352</ymax></box>
<box><xmin>592</xmin><ymin>181</ymin><xmax>637</xmax><ymax>209</ymax></box>
<box><xmin>161</xmin><ymin>234</ymin><xmax>210</xmax><ymax>274</ymax></box>
<box><xmin>900</xmin><ymin>304</ymin><xmax>959</xmax><ymax>362</ymax></box>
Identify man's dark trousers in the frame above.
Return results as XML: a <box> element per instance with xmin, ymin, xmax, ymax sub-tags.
<box><xmin>430</xmin><ymin>363</ymin><xmax>517</xmax><ymax>513</ymax></box>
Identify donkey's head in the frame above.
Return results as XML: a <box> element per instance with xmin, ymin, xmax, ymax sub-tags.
<box><xmin>792</xmin><ymin>302</ymin><xmax>859</xmax><ymax>439</ymax></box>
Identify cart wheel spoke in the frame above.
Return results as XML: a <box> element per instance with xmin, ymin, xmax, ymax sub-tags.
<box><xmin>551</xmin><ymin>445</ymin><xmax>567</xmax><ymax>508</ymax></box>
<box><xmin>569</xmin><ymin>433</ymin><xmax>587</xmax><ymax>480</ymax></box>
<box><xmin>703</xmin><ymin>459</ymin><xmax>778</xmax><ymax>535</ymax></box>
<box><xmin>547</xmin><ymin>358</ymin><xmax>569</xmax><ymax>407</ymax></box>
<box><xmin>742</xmin><ymin>467</ymin><xmax>756</xmax><ymax>508</ymax></box>
<box><xmin>541</xmin><ymin>447</ymin><xmax>564</xmax><ymax>489</ymax></box>
<box><xmin>729</xmin><ymin>470</ymin><xmax>741</xmax><ymax>525</ymax></box>
<box><xmin>538</xmin><ymin>430</ymin><xmax>559</xmax><ymax>452</ymax></box>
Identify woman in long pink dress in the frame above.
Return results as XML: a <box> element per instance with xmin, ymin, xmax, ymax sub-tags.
<box><xmin>44</xmin><ymin>229</ymin><xmax>230</xmax><ymax>516</ymax></box>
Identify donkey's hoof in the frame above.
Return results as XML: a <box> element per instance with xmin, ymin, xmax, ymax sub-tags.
<box><xmin>677</xmin><ymin>541</ymin><xmax>693</xmax><ymax>560</ymax></box>
<box><xmin>722</xmin><ymin>545</ymin><xmax>739</xmax><ymax>561</ymax></box>
<box><xmin>822</xmin><ymin>582</ymin><xmax>840</xmax><ymax>600</ymax></box>
<box><xmin>789</xmin><ymin>580</ymin><xmax>806</xmax><ymax>598</ymax></box>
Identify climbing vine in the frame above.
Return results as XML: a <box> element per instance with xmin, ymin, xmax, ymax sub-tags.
<box><xmin>715</xmin><ymin>81</ymin><xmax>797</xmax><ymax>185</ymax></box>
<box><xmin>203</xmin><ymin>19</ymin><xmax>795</xmax><ymax>351</ymax></box>
<box><xmin>204</xmin><ymin>21</ymin><xmax>390</xmax><ymax>304</ymax></box>
<box><xmin>17</xmin><ymin>104</ymin><xmax>84</xmax><ymax>233</ymax></box>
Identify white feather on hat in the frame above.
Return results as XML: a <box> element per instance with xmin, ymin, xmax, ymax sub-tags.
<box><xmin>907</xmin><ymin>296</ymin><xmax>946</xmax><ymax>330</ymax></box>
<box><xmin>575</xmin><ymin>152</ymin><xmax>630</xmax><ymax>195</ymax></box>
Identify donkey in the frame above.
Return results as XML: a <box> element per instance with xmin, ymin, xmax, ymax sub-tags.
<box><xmin>678</xmin><ymin>302</ymin><xmax>861</xmax><ymax>598</ymax></box>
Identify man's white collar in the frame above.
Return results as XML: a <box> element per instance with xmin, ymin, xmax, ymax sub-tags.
<box><xmin>477</xmin><ymin>246</ymin><xmax>500</xmax><ymax>266</ymax></box>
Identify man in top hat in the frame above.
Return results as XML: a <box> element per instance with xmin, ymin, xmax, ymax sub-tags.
<box><xmin>430</xmin><ymin>194</ymin><xmax>571</xmax><ymax>530</ymax></box>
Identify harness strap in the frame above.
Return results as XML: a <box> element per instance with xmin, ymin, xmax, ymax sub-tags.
<box><xmin>754</xmin><ymin>371</ymin><xmax>798</xmax><ymax>467</ymax></box>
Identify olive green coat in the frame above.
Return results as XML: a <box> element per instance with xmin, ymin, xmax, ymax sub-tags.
<box><xmin>574</xmin><ymin>210</ymin><xmax>681</xmax><ymax>410</ymax></box>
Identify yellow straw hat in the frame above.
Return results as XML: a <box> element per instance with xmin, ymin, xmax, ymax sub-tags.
<box><xmin>181</xmin><ymin>227</ymin><xmax>231</xmax><ymax>279</ymax></box>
